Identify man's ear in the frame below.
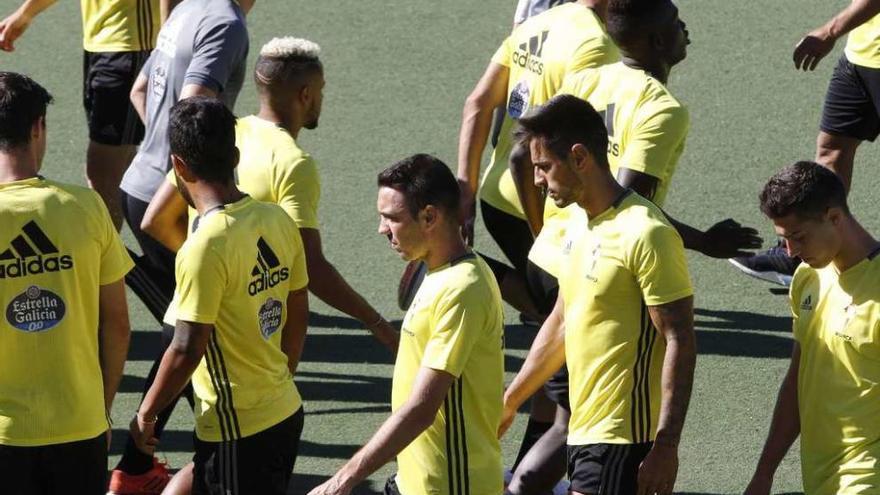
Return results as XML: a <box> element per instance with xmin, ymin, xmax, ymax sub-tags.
<box><xmin>827</xmin><ymin>206</ymin><xmax>845</xmax><ymax>227</ymax></box>
<box><xmin>570</xmin><ymin>143</ymin><xmax>592</xmax><ymax>172</ymax></box>
<box><xmin>299</xmin><ymin>84</ymin><xmax>311</xmax><ymax>106</ymax></box>
<box><xmin>421</xmin><ymin>205</ymin><xmax>439</xmax><ymax>230</ymax></box>
<box><xmin>171</xmin><ymin>154</ymin><xmax>193</xmax><ymax>182</ymax></box>
<box><xmin>31</xmin><ymin>116</ymin><xmax>45</xmax><ymax>142</ymax></box>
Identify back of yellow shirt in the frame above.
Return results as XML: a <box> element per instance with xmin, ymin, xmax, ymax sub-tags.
<box><xmin>235</xmin><ymin>115</ymin><xmax>322</xmax><ymax>230</ymax></box>
<box><xmin>175</xmin><ymin>196</ymin><xmax>309</xmax><ymax>442</ymax></box>
<box><xmin>790</xmin><ymin>256</ymin><xmax>880</xmax><ymax>494</ymax></box>
<box><xmin>81</xmin><ymin>0</ymin><xmax>160</xmax><ymax>52</ymax></box>
<box><xmin>531</xmin><ymin>62</ymin><xmax>689</xmax><ymax>278</ymax></box>
<box><xmin>846</xmin><ymin>14</ymin><xmax>880</xmax><ymax>69</ymax></box>
<box><xmin>393</xmin><ymin>254</ymin><xmax>505</xmax><ymax>495</ymax></box>
<box><xmin>479</xmin><ymin>3</ymin><xmax>618</xmax><ymax>219</ymax></box>
<box><xmin>559</xmin><ymin>192</ymin><xmax>691</xmax><ymax>445</ymax></box>
<box><xmin>0</xmin><ymin>177</ymin><xmax>133</xmax><ymax>446</ymax></box>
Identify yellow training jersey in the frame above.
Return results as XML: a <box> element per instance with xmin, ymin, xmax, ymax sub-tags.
<box><xmin>81</xmin><ymin>0</ymin><xmax>159</xmax><ymax>52</ymax></box>
<box><xmin>790</xmin><ymin>253</ymin><xmax>880</xmax><ymax>494</ymax></box>
<box><xmin>175</xmin><ymin>196</ymin><xmax>309</xmax><ymax>442</ymax></box>
<box><xmin>479</xmin><ymin>3</ymin><xmax>618</xmax><ymax>219</ymax></box>
<box><xmin>0</xmin><ymin>177</ymin><xmax>133</xmax><ymax>446</ymax></box>
<box><xmin>235</xmin><ymin>115</ymin><xmax>321</xmax><ymax>230</ymax></box>
<box><xmin>560</xmin><ymin>191</ymin><xmax>692</xmax><ymax>445</ymax></box>
<box><xmin>393</xmin><ymin>254</ymin><xmax>505</xmax><ymax>495</ymax></box>
<box><xmin>530</xmin><ymin>62</ymin><xmax>689</xmax><ymax>278</ymax></box>
<box><xmin>846</xmin><ymin>14</ymin><xmax>880</xmax><ymax>69</ymax></box>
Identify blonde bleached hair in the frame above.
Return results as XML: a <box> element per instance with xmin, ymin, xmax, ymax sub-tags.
<box><xmin>254</xmin><ymin>37</ymin><xmax>323</xmax><ymax>92</ymax></box>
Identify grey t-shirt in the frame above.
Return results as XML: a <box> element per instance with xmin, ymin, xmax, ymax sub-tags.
<box><xmin>513</xmin><ymin>0</ymin><xmax>574</xmax><ymax>25</ymax></box>
<box><xmin>120</xmin><ymin>0</ymin><xmax>249</xmax><ymax>203</ymax></box>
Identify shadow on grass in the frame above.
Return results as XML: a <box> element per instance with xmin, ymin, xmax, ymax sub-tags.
<box><xmin>289</xmin><ymin>474</ymin><xmax>382</xmax><ymax>495</ymax></box>
<box><xmin>695</xmin><ymin>308</ymin><xmax>790</xmax><ymax>333</ymax></box>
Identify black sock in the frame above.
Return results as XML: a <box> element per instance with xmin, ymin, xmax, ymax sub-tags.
<box><xmin>512</xmin><ymin>418</ymin><xmax>553</xmax><ymax>470</ymax></box>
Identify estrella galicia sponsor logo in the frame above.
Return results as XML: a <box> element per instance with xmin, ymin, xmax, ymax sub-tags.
<box><xmin>248</xmin><ymin>237</ymin><xmax>289</xmax><ymax>296</ymax></box>
<box><xmin>511</xmin><ymin>30</ymin><xmax>548</xmax><ymax>75</ymax></box>
<box><xmin>258</xmin><ymin>297</ymin><xmax>283</xmax><ymax>339</ymax></box>
<box><xmin>0</xmin><ymin>220</ymin><xmax>73</xmax><ymax>279</ymax></box>
<box><xmin>508</xmin><ymin>80</ymin><xmax>531</xmax><ymax>119</ymax></box>
<box><xmin>5</xmin><ymin>285</ymin><xmax>66</xmax><ymax>332</ymax></box>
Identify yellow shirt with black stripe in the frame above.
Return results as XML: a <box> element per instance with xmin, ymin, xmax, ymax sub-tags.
<box><xmin>175</xmin><ymin>196</ymin><xmax>309</xmax><ymax>442</ymax></box>
<box><xmin>235</xmin><ymin>115</ymin><xmax>321</xmax><ymax>230</ymax></box>
<box><xmin>560</xmin><ymin>191</ymin><xmax>692</xmax><ymax>446</ymax></box>
<box><xmin>0</xmin><ymin>177</ymin><xmax>133</xmax><ymax>446</ymax></box>
<box><xmin>81</xmin><ymin>0</ymin><xmax>159</xmax><ymax>52</ymax></box>
<box><xmin>530</xmin><ymin>62</ymin><xmax>689</xmax><ymax>278</ymax></box>
<box><xmin>393</xmin><ymin>254</ymin><xmax>505</xmax><ymax>495</ymax></box>
<box><xmin>790</xmin><ymin>253</ymin><xmax>880</xmax><ymax>494</ymax></box>
<box><xmin>846</xmin><ymin>14</ymin><xmax>880</xmax><ymax>69</ymax></box>
<box><xmin>479</xmin><ymin>2</ymin><xmax>618</xmax><ymax>219</ymax></box>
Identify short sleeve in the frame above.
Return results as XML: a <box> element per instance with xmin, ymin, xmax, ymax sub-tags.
<box><xmin>564</xmin><ymin>35</ymin><xmax>618</xmax><ymax>74</ymax></box>
<box><xmin>94</xmin><ymin>193</ymin><xmax>134</xmax><ymax>285</ymax></box>
<box><xmin>421</xmin><ymin>287</ymin><xmax>486</xmax><ymax>377</ymax></box>
<box><xmin>275</xmin><ymin>155</ymin><xmax>321</xmax><ymax>230</ymax></box>
<box><xmin>788</xmin><ymin>265</ymin><xmax>811</xmax><ymax>342</ymax></box>
<box><xmin>175</xmin><ymin>242</ymin><xmax>226</xmax><ymax>324</ymax></box>
<box><xmin>491</xmin><ymin>36</ymin><xmax>512</xmax><ymax>68</ymax></box>
<box><xmin>184</xmin><ymin>19</ymin><xmax>248</xmax><ymax>93</ymax></box>
<box><xmin>631</xmin><ymin>222</ymin><xmax>693</xmax><ymax>306</ymax></box>
<box><xmin>140</xmin><ymin>52</ymin><xmax>155</xmax><ymax>79</ymax></box>
<box><xmin>285</xmin><ymin>219</ymin><xmax>309</xmax><ymax>292</ymax></box>
<box><xmin>619</xmin><ymin>104</ymin><xmax>689</xmax><ymax>181</ymax></box>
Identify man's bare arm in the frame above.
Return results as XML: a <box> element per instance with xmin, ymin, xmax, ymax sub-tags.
<box><xmin>793</xmin><ymin>0</ymin><xmax>880</xmax><ymax>70</ymax></box>
<box><xmin>743</xmin><ymin>344</ymin><xmax>801</xmax><ymax>495</ymax></box>
<box><xmin>130</xmin><ymin>73</ymin><xmax>149</xmax><ymax>124</ymax></box>
<box><xmin>509</xmin><ymin>140</ymin><xmax>544</xmax><ymax>236</ymax></box>
<box><xmin>281</xmin><ymin>288</ymin><xmax>309</xmax><ymax>375</ymax></box>
<box><xmin>308</xmin><ymin>367</ymin><xmax>456</xmax><ymax>495</ymax></box>
<box><xmin>98</xmin><ymin>279</ymin><xmax>131</xmax><ymax>412</ymax></box>
<box><xmin>0</xmin><ymin>0</ymin><xmax>56</xmax><ymax>52</ymax></box>
<box><xmin>457</xmin><ymin>62</ymin><xmax>509</xmax><ymax>244</ymax></box>
<box><xmin>300</xmin><ymin>228</ymin><xmax>398</xmax><ymax>353</ymax></box>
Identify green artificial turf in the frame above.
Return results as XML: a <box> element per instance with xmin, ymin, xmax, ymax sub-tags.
<box><xmin>4</xmin><ymin>0</ymin><xmax>879</xmax><ymax>493</ymax></box>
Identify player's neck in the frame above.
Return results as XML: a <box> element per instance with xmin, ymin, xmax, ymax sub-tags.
<box><xmin>0</xmin><ymin>148</ymin><xmax>40</xmax><ymax>183</ymax></box>
<box><xmin>575</xmin><ymin>171</ymin><xmax>626</xmax><ymax>218</ymax></box>
<box><xmin>832</xmin><ymin>217</ymin><xmax>880</xmax><ymax>272</ymax></box>
<box><xmin>189</xmin><ymin>181</ymin><xmax>246</xmax><ymax>216</ymax></box>
<box><xmin>621</xmin><ymin>56</ymin><xmax>670</xmax><ymax>84</ymax></box>
<box><xmin>257</xmin><ymin>106</ymin><xmax>302</xmax><ymax>139</ymax></box>
<box><xmin>423</xmin><ymin>228</ymin><xmax>469</xmax><ymax>271</ymax></box>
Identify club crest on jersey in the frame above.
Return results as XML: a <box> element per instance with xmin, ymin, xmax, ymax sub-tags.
<box><xmin>508</xmin><ymin>80</ymin><xmax>531</xmax><ymax>119</ymax></box>
<box><xmin>258</xmin><ymin>297</ymin><xmax>283</xmax><ymax>339</ymax></box>
<box><xmin>0</xmin><ymin>220</ymin><xmax>74</xmax><ymax>279</ymax></box>
<box><xmin>248</xmin><ymin>237</ymin><xmax>289</xmax><ymax>296</ymax></box>
<box><xmin>5</xmin><ymin>285</ymin><xmax>66</xmax><ymax>333</ymax></box>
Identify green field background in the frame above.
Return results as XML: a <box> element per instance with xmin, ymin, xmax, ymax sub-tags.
<box><xmin>2</xmin><ymin>0</ymin><xmax>878</xmax><ymax>493</ymax></box>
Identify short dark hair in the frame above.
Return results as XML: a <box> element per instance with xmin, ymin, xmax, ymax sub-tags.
<box><xmin>606</xmin><ymin>0</ymin><xmax>673</xmax><ymax>48</ymax></box>
<box><xmin>514</xmin><ymin>94</ymin><xmax>608</xmax><ymax>166</ymax></box>
<box><xmin>0</xmin><ymin>72</ymin><xmax>53</xmax><ymax>151</ymax></box>
<box><xmin>169</xmin><ymin>96</ymin><xmax>237</xmax><ymax>183</ymax></box>
<box><xmin>377</xmin><ymin>154</ymin><xmax>460</xmax><ymax>219</ymax></box>
<box><xmin>759</xmin><ymin>161</ymin><xmax>850</xmax><ymax>220</ymax></box>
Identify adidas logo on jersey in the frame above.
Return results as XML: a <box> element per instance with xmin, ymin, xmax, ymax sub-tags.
<box><xmin>247</xmin><ymin>237</ymin><xmax>289</xmax><ymax>296</ymax></box>
<box><xmin>512</xmin><ymin>30</ymin><xmax>548</xmax><ymax>75</ymax></box>
<box><xmin>800</xmin><ymin>295</ymin><xmax>812</xmax><ymax>311</ymax></box>
<box><xmin>0</xmin><ymin>221</ymin><xmax>73</xmax><ymax>279</ymax></box>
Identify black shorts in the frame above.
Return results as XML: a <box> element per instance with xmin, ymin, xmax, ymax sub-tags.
<box><xmin>0</xmin><ymin>432</ymin><xmax>107</xmax><ymax>495</ymax></box>
<box><xmin>526</xmin><ymin>260</ymin><xmax>558</xmax><ymax>317</ymax></box>
<box><xmin>820</xmin><ymin>55</ymin><xmax>880</xmax><ymax>142</ymax></box>
<box><xmin>567</xmin><ymin>442</ymin><xmax>653</xmax><ymax>495</ymax></box>
<box><xmin>543</xmin><ymin>364</ymin><xmax>569</xmax><ymax>412</ymax></box>
<box><xmin>480</xmin><ymin>200</ymin><xmax>532</xmax><ymax>275</ymax></box>
<box><xmin>192</xmin><ymin>408</ymin><xmax>304</xmax><ymax>495</ymax></box>
<box><xmin>83</xmin><ymin>50</ymin><xmax>149</xmax><ymax>145</ymax></box>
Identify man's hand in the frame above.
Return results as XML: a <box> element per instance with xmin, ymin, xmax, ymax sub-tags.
<box><xmin>129</xmin><ymin>414</ymin><xmax>159</xmax><ymax>455</ymax></box>
<box><xmin>637</xmin><ymin>443</ymin><xmax>678</xmax><ymax>495</ymax></box>
<box><xmin>0</xmin><ymin>11</ymin><xmax>31</xmax><ymax>52</ymax></box>
<box><xmin>367</xmin><ymin>318</ymin><xmax>399</xmax><ymax>354</ymax></box>
<box><xmin>458</xmin><ymin>179</ymin><xmax>477</xmax><ymax>247</ymax></box>
<box><xmin>793</xmin><ymin>28</ymin><xmax>836</xmax><ymax>71</ymax></box>
<box><xmin>699</xmin><ymin>218</ymin><xmax>762</xmax><ymax>259</ymax></box>
<box><xmin>307</xmin><ymin>474</ymin><xmax>354</xmax><ymax>495</ymax></box>
<box><xmin>743</xmin><ymin>475</ymin><xmax>773</xmax><ymax>495</ymax></box>
<box><xmin>497</xmin><ymin>399</ymin><xmax>517</xmax><ymax>438</ymax></box>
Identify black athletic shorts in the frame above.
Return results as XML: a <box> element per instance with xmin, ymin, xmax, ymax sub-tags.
<box><xmin>83</xmin><ymin>50</ymin><xmax>150</xmax><ymax>146</ymax></box>
<box><xmin>567</xmin><ymin>442</ymin><xmax>652</xmax><ymax>495</ymax></box>
<box><xmin>0</xmin><ymin>432</ymin><xmax>107</xmax><ymax>495</ymax></box>
<box><xmin>192</xmin><ymin>408</ymin><xmax>304</xmax><ymax>495</ymax></box>
<box><xmin>820</xmin><ymin>55</ymin><xmax>880</xmax><ymax>142</ymax></box>
<box><xmin>543</xmin><ymin>365</ymin><xmax>570</xmax><ymax>412</ymax></box>
<box><xmin>480</xmin><ymin>200</ymin><xmax>532</xmax><ymax>275</ymax></box>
